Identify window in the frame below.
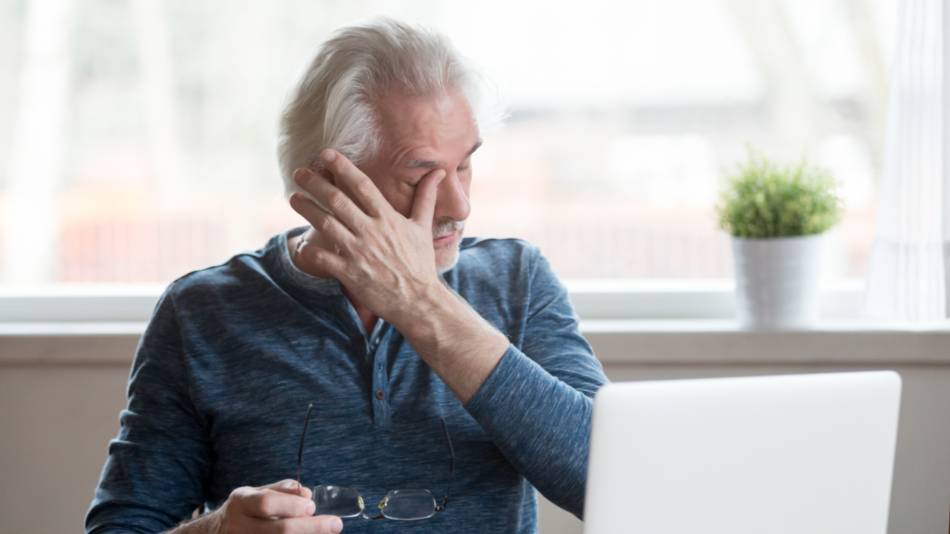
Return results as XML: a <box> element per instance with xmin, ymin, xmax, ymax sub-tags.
<box><xmin>0</xmin><ymin>0</ymin><xmax>896</xmax><ymax>286</ymax></box>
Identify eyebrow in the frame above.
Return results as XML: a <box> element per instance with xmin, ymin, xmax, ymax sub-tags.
<box><xmin>405</xmin><ymin>140</ymin><xmax>483</xmax><ymax>169</ymax></box>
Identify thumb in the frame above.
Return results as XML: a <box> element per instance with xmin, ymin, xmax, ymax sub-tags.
<box><xmin>410</xmin><ymin>169</ymin><xmax>446</xmax><ymax>225</ymax></box>
<box><xmin>264</xmin><ymin>479</ymin><xmax>311</xmax><ymax>499</ymax></box>
<box><xmin>283</xmin><ymin>515</ymin><xmax>344</xmax><ymax>533</ymax></box>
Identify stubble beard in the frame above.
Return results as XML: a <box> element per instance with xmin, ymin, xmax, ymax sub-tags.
<box><xmin>434</xmin><ymin>219</ymin><xmax>465</xmax><ymax>275</ymax></box>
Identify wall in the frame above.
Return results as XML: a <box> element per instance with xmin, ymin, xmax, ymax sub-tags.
<box><xmin>1</xmin><ymin>327</ymin><xmax>949</xmax><ymax>534</ymax></box>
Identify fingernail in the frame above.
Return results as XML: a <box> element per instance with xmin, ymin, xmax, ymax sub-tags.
<box><xmin>330</xmin><ymin>516</ymin><xmax>343</xmax><ymax>533</ymax></box>
<box><xmin>305</xmin><ymin>499</ymin><xmax>316</xmax><ymax>515</ymax></box>
<box><xmin>320</xmin><ymin>149</ymin><xmax>337</xmax><ymax>162</ymax></box>
<box><xmin>281</xmin><ymin>480</ymin><xmax>298</xmax><ymax>489</ymax></box>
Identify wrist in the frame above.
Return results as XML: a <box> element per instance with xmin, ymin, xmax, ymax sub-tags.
<box><xmin>168</xmin><ymin>508</ymin><xmax>223</xmax><ymax>534</ymax></box>
<box><xmin>393</xmin><ymin>279</ymin><xmax>510</xmax><ymax>403</ymax></box>
<box><xmin>394</xmin><ymin>280</ymin><xmax>457</xmax><ymax>338</ymax></box>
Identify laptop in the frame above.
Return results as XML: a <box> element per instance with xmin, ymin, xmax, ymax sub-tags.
<box><xmin>583</xmin><ymin>371</ymin><xmax>902</xmax><ymax>534</ymax></box>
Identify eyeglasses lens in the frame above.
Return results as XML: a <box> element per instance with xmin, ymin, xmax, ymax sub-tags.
<box><xmin>313</xmin><ymin>485</ymin><xmax>364</xmax><ymax>518</ymax></box>
<box><xmin>381</xmin><ymin>489</ymin><xmax>437</xmax><ymax>521</ymax></box>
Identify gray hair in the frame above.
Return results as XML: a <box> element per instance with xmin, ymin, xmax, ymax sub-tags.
<box><xmin>277</xmin><ymin>18</ymin><xmax>492</xmax><ymax>196</ymax></box>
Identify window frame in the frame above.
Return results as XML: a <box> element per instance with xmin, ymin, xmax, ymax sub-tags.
<box><xmin>0</xmin><ymin>279</ymin><xmax>867</xmax><ymax>325</ymax></box>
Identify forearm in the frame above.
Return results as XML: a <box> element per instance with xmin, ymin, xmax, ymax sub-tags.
<box><xmin>464</xmin><ymin>346</ymin><xmax>596</xmax><ymax>518</ymax></box>
<box><xmin>391</xmin><ymin>260</ymin><xmax>605</xmax><ymax>517</ymax></box>
<box><xmin>167</xmin><ymin>511</ymin><xmax>220</xmax><ymax>534</ymax></box>
<box><xmin>394</xmin><ymin>283</ymin><xmax>509</xmax><ymax>404</ymax></box>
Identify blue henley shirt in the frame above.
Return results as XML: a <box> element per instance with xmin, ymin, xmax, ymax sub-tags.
<box><xmin>85</xmin><ymin>226</ymin><xmax>608</xmax><ymax>533</ymax></box>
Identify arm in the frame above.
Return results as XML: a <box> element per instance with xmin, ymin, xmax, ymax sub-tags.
<box><xmin>167</xmin><ymin>481</ymin><xmax>342</xmax><ymax>534</ymax></box>
<box><xmin>85</xmin><ymin>291</ymin><xmax>344</xmax><ymax>534</ymax></box>
<box><xmin>392</xmin><ymin>279</ymin><xmax>509</xmax><ymax>403</ymax></box>
<box><xmin>402</xmin><ymin>250</ymin><xmax>608</xmax><ymax>518</ymax></box>
<box><xmin>288</xmin><ymin>150</ymin><xmax>607</xmax><ymax>517</ymax></box>
<box><xmin>85</xmin><ymin>290</ymin><xmax>212</xmax><ymax>533</ymax></box>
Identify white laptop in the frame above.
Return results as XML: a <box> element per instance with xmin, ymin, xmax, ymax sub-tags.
<box><xmin>583</xmin><ymin>371</ymin><xmax>901</xmax><ymax>534</ymax></box>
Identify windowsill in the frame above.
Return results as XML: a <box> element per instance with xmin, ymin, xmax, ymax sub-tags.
<box><xmin>0</xmin><ymin>280</ymin><xmax>869</xmax><ymax>322</ymax></box>
<box><xmin>2</xmin><ymin>279</ymin><xmax>946</xmax><ymax>365</ymax></box>
<box><xmin>2</xmin><ymin>319</ymin><xmax>948</xmax><ymax>365</ymax></box>
<box><xmin>580</xmin><ymin>319</ymin><xmax>950</xmax><ymax>364</ymax></box>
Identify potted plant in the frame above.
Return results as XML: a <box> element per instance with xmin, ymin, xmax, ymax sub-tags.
<box><xmin>717</xmin><ymin>153</ymin><xmax>842</xmax><ymax>328</ymax></box>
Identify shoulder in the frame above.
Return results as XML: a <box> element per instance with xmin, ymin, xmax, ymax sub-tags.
<box><xmin>446</xmin><ymin>237</ymin><xmax>551</xmax><ymax>309</ymax></box>
<box><xmin>455</xmin><ymin>236</ymin><xmax>542</xmax><ymax>276</ymax></box>
<box><xmin>162</xmin><ymin>246</ymin><xmax>274</xmax><ymax>312</ymax></box>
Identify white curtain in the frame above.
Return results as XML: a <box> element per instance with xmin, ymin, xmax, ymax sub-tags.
<box><xmin>866</xmin><ymin>0</ymin><xmax>949</xmax><ymax>322</ymax></box>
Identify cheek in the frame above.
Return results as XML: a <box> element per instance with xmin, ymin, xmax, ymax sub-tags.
<box><xmin>385</xmin><ymin>189</ymin><xmax>414</xmax><ymax>217</ymax></box>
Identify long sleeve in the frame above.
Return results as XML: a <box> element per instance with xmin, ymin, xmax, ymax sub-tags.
<box><xmin>85</xmin><ymin>289</ymin><xmax>211</xmax><ymax>533</ymax></box>
<box><xmin>463</xmin><ymin>250</ymin><xmax>608</xmax><ymax>519</ymax></box>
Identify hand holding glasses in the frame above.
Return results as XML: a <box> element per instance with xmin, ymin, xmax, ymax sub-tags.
<box><xmin>296</xmin><ymin>403</ymin><xmax>456</xmax><ymax>521</ymax></box>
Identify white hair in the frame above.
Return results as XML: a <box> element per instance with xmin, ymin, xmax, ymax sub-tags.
<box><xmin>277</xmin><ymin>18</ymin><xmax>496</xmax><ymax>196</ymax></box>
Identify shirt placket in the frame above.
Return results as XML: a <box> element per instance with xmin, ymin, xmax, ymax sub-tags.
<box><xmin>366</xmin><ymin>321</ymin><xmax>391</xmax><ymax>429</ymax></box>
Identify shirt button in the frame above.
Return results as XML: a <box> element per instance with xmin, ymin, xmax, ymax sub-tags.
<box><xmin>375</xmin><ymin>389</ymin><xmax>385</xmax><ymax>401</ymax></box>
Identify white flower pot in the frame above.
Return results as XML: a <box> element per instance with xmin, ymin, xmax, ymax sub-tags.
<box><xmin>731</xmin><ymin>234</ymin><xmax>825</xmax><ymax>328</ymax></box>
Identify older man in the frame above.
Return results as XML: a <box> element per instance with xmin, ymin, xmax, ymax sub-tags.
<box><xmin>86</xmin><ymin>18</ymin><xmax>607</xmax><ymax>534</ymax></box>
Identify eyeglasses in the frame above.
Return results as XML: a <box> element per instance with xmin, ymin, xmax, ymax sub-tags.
<box><xmin>295</xmin><ymin>403</ymin><xmax>456</xmax><ymax>521</ymax></box>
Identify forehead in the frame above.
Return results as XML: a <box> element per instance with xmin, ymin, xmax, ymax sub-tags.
<box><xmin>375</xmin><ymin>89</ymin><xmax>479</xmax><ymax>160</ymax></box>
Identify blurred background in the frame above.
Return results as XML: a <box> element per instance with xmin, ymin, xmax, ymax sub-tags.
<box><xmin>0</xmin><ymin>0</ymin><xmax>896</xmax><ymax>285</ymax></box>
<box><xmin>6</xmin><ymin>5</ymin><xmax>950</xmax><ymax>534</ymax></box>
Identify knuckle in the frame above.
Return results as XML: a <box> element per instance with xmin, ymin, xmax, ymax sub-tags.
<box><xmin>354</xmin><ymin>259</ymin><xmax>372</xmax><ymax>277</ymax></box>
<box><xmin>274</xmin><ymin>479</ymin><xmax>296</xmax><ymax>490</ymax></box>
<box><xmin>318</xmin><ymin>215</ymin><xmax>335</xmax><ymax>232</ymax></box>
<box><xmin>229</xmin><ymin>486</ymin><xmax>253</xmax><ymax>500</ymax></box>
<box><xmin>307</xmin><ymin>249</ymin><xmax>327</xmax><ymax>266</ymax></box>
<box><xmin>328</xmin><ymin>192</ymin><xmax>349</xmax><ymax>212</ymax></box>
<box><xmin>256</xmin><ymin>493</ymin><xmax>278</xmax><ymax>515</ymax></box>
<box><xmin>334</xmin><ymin>154</ymin><xmax>350</xmax><ymax>170</ymax></box>
<box><xmin>355</xmin><ymin>179</ymin><xmax>376</xmax><ymax>198</ymax></box>
<box><xmin>326</xmin><ymin>159</ymin><xmax>344</xmax><ymax>176</ymax></box>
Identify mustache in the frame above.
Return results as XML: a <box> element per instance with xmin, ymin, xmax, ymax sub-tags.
<box><xmin>433</xmin><ymin>219</ymin><xmax>465</xmax><ymax>238</ymax></box>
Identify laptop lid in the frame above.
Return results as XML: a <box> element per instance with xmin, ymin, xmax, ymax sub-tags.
<box><xmin>583</xmin><ymin>371</ymin><xmax>901</xmax><ymax>534</ymax></box>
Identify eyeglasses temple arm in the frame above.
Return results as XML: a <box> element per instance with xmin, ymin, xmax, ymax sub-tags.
<box><xmin>438</xmin><ymin>417</ymin><xmax>455</xmax><ymax>511</ymax></box>
<box><xmin>296</xmin><ymin>402</ymin><xmax>315</xmax><ymax>486</ymax></box>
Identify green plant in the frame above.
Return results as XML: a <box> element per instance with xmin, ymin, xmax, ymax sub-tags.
<box><xmin>717</xmin><ymin>153</ymin><xmax>842</xmax><ymax>238</ymax></box>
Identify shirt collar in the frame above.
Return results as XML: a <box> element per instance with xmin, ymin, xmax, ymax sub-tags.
<box><xmin>271</xmin><ymin>225</ymin><xmax>345</xmax><ymax>297</ymax></box>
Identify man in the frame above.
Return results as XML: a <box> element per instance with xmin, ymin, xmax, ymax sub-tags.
<box><xmin>86</xmin><ymin>18</ymin><xmax>607</xmax><ymax>534</ymax></box>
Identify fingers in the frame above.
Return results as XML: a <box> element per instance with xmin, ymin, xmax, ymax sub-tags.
<box><xmin>289</xmin><ymin>191</ymin><xmax>357</xmax><ymax>251</ymax></box>
<box><xmin>264</xmin><ymin>479</ymin><xmax>312</xmax><ymax>500</ymax></box>
<box><xmin>292</xmin><ymin>168</ymin><xmax>370</xmax><ymax>235</ymax></box>
<box><xmin>294</xmin><ymin>239</ymin><xmax>348</xmax><ymax>278</ymax></box>
<box><xmin>411</xmin><ymin>169</ymin><xmax>447</xmax><ymax>225</ymax></box>
<box><xmin>245</xmin><ymin>515</ymin><xmax>343</xmax><ymax>534</ymax></box>
<box><xmin>234</xmin><ymin>486</ymin><xmax>316</xmax><ymax>520</ymax></box>
<box><xmin>318</xmin><ymin>149</ymin><xmax>388</xmax><ymax>218</ymax></box>
<box><xmin>276</xmin><ymin>515</ymin><xmax>344</xmax><ymax>534</ymax></box>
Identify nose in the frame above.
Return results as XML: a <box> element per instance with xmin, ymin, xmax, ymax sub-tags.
<box><xmin>434</xmin><ymin>170</ymin><xmax>470</xmax><ymax>222</ymax></box>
